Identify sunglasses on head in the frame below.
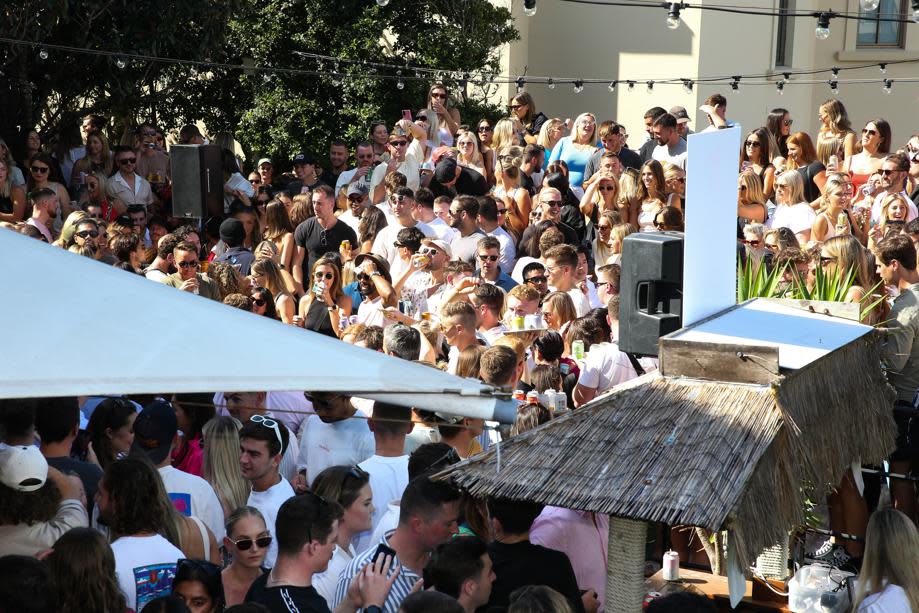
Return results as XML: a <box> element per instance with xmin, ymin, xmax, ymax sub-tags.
<box><xmin>229</xmin><ymin>535</ymin><xmax>272</xmax><ymax>551</ymax></box>
<box><xmin>314</xmin><ymin>271</ymin><xmax>334</xmax><ymax>280</ymax></box>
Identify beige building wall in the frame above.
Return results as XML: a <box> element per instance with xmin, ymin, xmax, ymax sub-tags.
<box><xmin>492</xmin><ymin>0</ymin><xmax>919</xmax><ymax>148</ymax></box>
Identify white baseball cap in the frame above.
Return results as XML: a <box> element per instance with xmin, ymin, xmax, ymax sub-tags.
<box><xmin>0</xmin><ymin>444</ymin><xmax>48</xmax><ymax>492</ymax></box>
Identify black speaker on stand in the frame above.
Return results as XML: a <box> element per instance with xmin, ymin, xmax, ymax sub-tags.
<box><xmin>170</xmin><ymin>144</ymin><xmax>224</xmax><ymax>220</ymax></box>
<box><xmin>619</xmin><ymin>232</ymin><xmax>684</xmax><ymax>357</ymax></box>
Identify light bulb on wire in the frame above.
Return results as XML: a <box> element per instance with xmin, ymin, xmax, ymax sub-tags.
<box><xmin>376</xmin><ymin>0</ymin><xmax>390</xmax><ymax>6</ymax></box>
<box><xmin>666</xmin><ymin>3</ymin><xmax>681</xmax><ymax>29</ymax></box>
<box><xmin>829</xmin><ymin>79</ymin><xmax>839</xmax><ymax>95</ymax></box>
<box><xmin>573</xmin><ymin>80</ymin><xmax>584</xmax><ymax>94</ymax></box>
<box><xmin>515</xmin><ymin>76</ymin><xmax>526</xmax><ymax>93</ymax></box>
<box><xmin>860</xmin><ymin>0</ymin><xmax>880</xmax><ymax>11</ymax></box>
<box><xmin>879</xmin><ymin>63</ymin><xmax>888</xmax><ymax>74</ymax></box>
<box><xmin>116</xmin><ymin>57</ymin><xmax>127</xmax><ymax>69</ymax></box>
<box><xmin>38</xmin><ymin>47</ymin><xmax>49</xmax><ymax>60</ymax></box>
<box><xmin>608</xmin><ymin>81</ymin><xmax>617</xmax><ymax>93</ymax></box>
<box><xmin>547</xmin><ymin>78</ymin><xmax>556</xmax><ymax>90</ymax></box>
<box><xmin>646</xmin><ymin>81</ymin><xmax>654</xmax><ymax>93</ymax></box>
<box><xmin>682</xmin><ymin>80</ymin><xmax>693</xmax><ymax>94</ymax></box>
<box><xmin>523</xmin><ymin>0</ymin><xmax>537</xmax><ymax>17</ymax></box>
<box><xmin>883</xmin><ymin>79</ymin><xmax>893</xmax><ymax>94</ymax></box>
<box><xmin>815</xmin><ymin>12</ymin><xmax>832</xmax><ymax>40</ymax></box>
<box><xmin>776</xmin><ymin>80</ymin><xmax>785</xmax><ymax>95</ymax></box>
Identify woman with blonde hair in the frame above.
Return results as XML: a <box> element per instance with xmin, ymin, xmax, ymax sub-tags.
<box><xmin>816</xmin><ymin>99</ymin><xmax>856</xmax><ymax>167</ymax></box>
<box><xmin>771</xmin><ymin>170</ymin><xmax>815</xmax><ymax>244</ymax></box>
<box><xmin>852</xmin><ymin>508</ymin><xmax>919</xmax><ymax>612</ymax></box>
<box><xmin>591</xmin><ymin>211</ymin><xmax>620</xmax><ymax>266</ymax></box>
<box><xmin>508</xmin><ymin>585</ymin><xmax>574</xmax><ymax>613</ymax></box>
<box><xmin>261</xmin><ymin>199</ymin><xmax>295</xmax><ymax>272</ymax></box>
<box><xmin>738</xmin><ymin>171</ymin><xmax>767</xmax><ymax>225</ymax></box>
<box><xmin>548</xmin><ymin>112</ymin><xmax>597</xmax><ymax>194</ymax></box>
<box><xmin>812</xmin><ymin>174</ymin><xmax>855</xmax><ymax>243</ymax></box>
<box><xmin>493</xmin><ymin>145</ymin><xmax>532</xmax><ymax>239</ymax></box>
<box><xmin>251</xmin><ymin>258</ymin><xmax>295</xmax><ymax>324</ymax></box>
<box><xmin>537</xmin><ymin>118</ymin><xmax>566</xmax><ymax>167</ymax></box>
<box><xmin>0</xmin><ymin>158</ymin><xmax>26</xmax><ymax>223</ymax></box>
<box><xmin>662</xmin><ymin>162</ymin><xmax>686</xmax><ymax>206</ymax></box>
<box><xmin>618</xmin><ymin>167</ymin><xmax>641</xmax><ymax>227</ymax></box>
<box><xmin>202</xmin><ymin>417</ymin><xmax>250</xmax><ymax>517</ymax></box>
<box><xmin>635</xmin><ymin>160</ymin><xmax>668</xmax><ymax>232</ymax></box>
<box><xmin>490</xmin><ymin>118</ymin><xmax>520</xmax><ymax>158</ymax></box>
<box><xmin>298</xmin><ymin>256</ymin><xmax>351</xmax><ymax>337</ymax></box>
<box><xmin>71</xmin><ymin>130</ymin><xmax>113</xmax><ymax>185</ymax></box>
<box><xmin>869</xmin><ymin>192</ymin><xmax>911</xmax><ymax>251</ymax></box>
<box><xmin>606</xmin><ymin>222</ymin><xmax>634</xmax><ymax>266</ymax></box>
<box><xmin>580</xmin><ymin>167</ymin><xmax>619</xmax><ymax>223</ymax></box>
<box><xmin>0</xmin><ymin>137</ymin><xmax>24</xmax><ymax>186</ymax></box>
<box><xmin>456</xmin><ymin>130</ymin><xmax>486</xmax><ymax>177</ymax></box>
<box><xmin>541</xmin><ymin>291</ymin><xmax>577</xmax><ymax>332</ymax></box>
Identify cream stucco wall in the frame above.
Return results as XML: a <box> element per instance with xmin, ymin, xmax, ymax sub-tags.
<box><xmin>492</xmin><ymin>0</ymin><xmax>919</xmax><ymax>148</ymax></box>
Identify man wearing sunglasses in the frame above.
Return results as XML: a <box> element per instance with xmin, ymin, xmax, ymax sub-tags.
<box><xmin>292</xmin><ymin>184</ymin><xmax>357</xmax><ymax>296</ymax></box>
<box><xmin>475</xmin><ymin>236</ymin><xmax>516</xmax><ymax>292</ymax></box>
<box><xmin>518</xmin><ymin>188</ymin><xmax>578</xmax><ymax>249</ymax></box>
<box><xmin>354</xmin><ymin>253</ymin><xmax>397</xmax><ymax>327</ymax></box>
<box><xmin>871</xmin><ymin>152</ymin><xmax>918</xmax><ymax>226</ymax></box>
<box><xmin>240</xmin><ymin>414</ymin><xmax>294</xmax><ymax>569</ymax></box>
<box><xmin>161</xmin><ymin>241</ymin><xmax>220</xmax><ymax>300</ymax></box>
<box><xmin>134</xmin><ymin>122</ymin><xmax>170</xmax><ymax>186</ymax></box>
<box><xmin>520</xmin><ymin>262</ymin><xmax>549</xmax><ymax>299</ymax></box>
<box><xmin>370</xmin><ymin>123</ymin><xmax>426</xmax><ymax>204</ymax></box>
<box><xmin>371</xmin><ymin>187</ymin><xmax>434</xmax><ymax>276</ymax></box>
<box><xmin>477</xmin><ymin>197</ymin><xmax>516</xmax><ymax>274</ymax></box>
<box><xmin>106</xmin><ymin>145</ymin><xmax>155</xmax><ymax>213</ymax></box>
<box><xmin>335</xmin><ymin>143</ymin><xmax>375</xmax><ymax>216</ymax></box>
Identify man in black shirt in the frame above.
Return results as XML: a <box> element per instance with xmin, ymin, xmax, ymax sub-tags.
<box><xmin>484</xmin><ymin>497</ymin><xmax>595</xmax><ymax>613</ymax></box>
<box><xmin>34</xmin><ymin>397</ymin><xmax>102</xmax><ymax>512</ymax></box>
<box><xmin>519</xmin><ymin>188</ymin><xmax>579</xmax><ymax>247</ymax></box>
<box><xmin>245</xmin><ymin>492</ymin><xmax>396</xmax><ymax>612</ymax></box>
<box><xmin>292</xmin><ymin>185</ymin><xmax>357</xmax><ymax>295</ymax></box>
<box><xmin>430</xmin><ymin>158</ymin><xmax>489</xmax><ymax>199</ymax></box>
<box><xmin>639</xmin><ymin>107</ymin><xmax>667</xmax><ymax>163</ymax></box>
<box><xmin>285</xmin><ymin>151</ymin><xmax>328</xmax><ymax>197</ymax></box>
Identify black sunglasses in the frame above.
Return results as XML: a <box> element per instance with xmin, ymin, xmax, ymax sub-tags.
<box><xmin>75</xmin><ymin>229</ymin><xmax>99</xmax><ymax>238</ymax></box>
<box><xmin>30</xmin><ymin>165</ymin><xmax>49</xmax><ymax>173</ymax></box>
<box><xmin>478</xmin><ymin>254</ymin><xmax>499</xmax><ymax>262</ymax></box>
<box><xmin>228</xmin><ymin>536</ymin><xmax>272</xmax><ymax>551</ymax></box>
<box><xmin>252</xmin><ymin>297</ymin><xmax>267</xmax><ymax>307</ymax></box>
<box><xmin>525</xmin><ymin>275</ymin><xmax>548</xmax><ymax>284</ymax></box>
<box><xmin>118</xmin><ymin>157</ymin><xmax>137</xmax><ymax>165</ymax></box>
<box><xmin>314</xmin><ymin>271</ymin><xmax>334</xmax><ymax>280</ymax></box>
<box><xmin>177</xmin><ymin>260</ymin><xmax>200</xmax><ymax>269</ymax></box>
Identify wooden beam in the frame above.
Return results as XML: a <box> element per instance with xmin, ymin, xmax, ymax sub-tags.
<box><xmin>659</xmin><ymin>339</ymin><xmax>781</xmax><ymax>385</ymax></box>
<box><xmin>763</xmin><ymin>298</ymin><xmax>861</xmax><ymax>322</ymax></box>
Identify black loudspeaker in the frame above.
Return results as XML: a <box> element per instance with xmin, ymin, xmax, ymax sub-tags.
<box><xmin>170</xmin><ymin>144</ymin><xmax>224</xmax><ymax>219</ymax></box>
<box><xmin>619</xmin><ymin>232</ymin><xmax>684</xmax><ymax>357</ymax></box>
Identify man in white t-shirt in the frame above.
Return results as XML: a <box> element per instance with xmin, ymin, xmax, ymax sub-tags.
<box><xmin>574</xmin><ymin>295</ymin><xmax>657</xmax><ymax>406</ymax></box>
<box><xmin>337</xmin><ymin>182</ymin><xmax>370</xmax><ymax>236</ymax></box>
<box><xmin>355</xmin><ymin>401</ymin><xmax>413</xmax><ymax>553</ymax></box>
<box><xmin>871</xmin><ymin>153</ymin><xmax>919</xmax><ymax>225</ymax></box>
<box><xmin>297</xmin><ymin>391</ymin><xmax>375</xmax><ymax>486</ymax></box>
<box><xmin>370</xmin><ymin>123</ymin><xmax>426</xmax><ymax>204</ymax></box>
<box><xmin>97</xmin><ymin>456</ymin><xmax>184</xmax><ymax>612</ymax></box>
<box><xmin>217</xmin><ymin>391</ymin><xmax>302</xmax><ymax>482</ymax></box>
<box><xmin>478</xmin><ymin>196</ymin><xmax>516</xmax><ymax>274</ymax></box>
<box><xmin>412</xmin><ymin>187</ymin><xmax>456</xmax><ymax>242</ymax></box>
<box><xmin>544</xmin><ymin>244</ymin><xmax>591</xmax><ymax>317</ymax></box>
<box><xmin>334</xmin><ymin>141</ymin><xmax>376</xmax><ymax>211</ymax></box>
<box><xmin>651</xmin><ymin>113</ymin><xmax>688</xmax><ymax>170</ymax></box>
<box><xmin>239</xmin><ymin>416</ymin><xmax>296</xmax><ymax>568</ymax></box>
<box><xmin>129</xmin><ymin>401</ymin><xmax>225</xmax><ymax>540</ymax></box>
<box><xmin>372</xmin><ymin>187</ymin><xmax>435</xmax><ymax>271</ymax></box>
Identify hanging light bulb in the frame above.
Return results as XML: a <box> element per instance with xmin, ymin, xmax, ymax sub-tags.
<box><xmin>608</xmin><ymin>81</ymin><xmax>617</xmax><ymax>92</ymax></box>
<box><xmin>38</xmin><ymin>47</ymin><xmax>49</xmax><ymax>61</ymax></box>
<box><xmin>879</xmin><ymin>63</ymin><xmax>888</xmax><ymax>74</ymax></box>
<box><xmin>627</xmin><ymin>81</ymin><xmax>635</xmax><ymax>91</ymax></box>
<box><xmin>377</xmin><ymin>0</ymin><xmax>390</xmax><ymax>6</ymax></box>
<box><xmin>573</xmin><ymin>80</ymin><xmax>584</xmax><ymax>94</ymax></box>
<box><xmin>516</xmin><ymin>76</ymin><xmax>526</xmax><ymax>93</ymax></box>
<box><xmin>815</xmin><ymin>12</ymin><xmax>832</xmax><ymax>40</ymax></box>
<box><xmin>547</xmin><ymin>78</ymin><xmax>556</xmax><ymax>90</ymax></box>
<box><xmin>776</xmin><ymin>80</ymin><xmax>785</xmax><ymax>95</ymax></box>
<box><xmin>831</xmin><ymin>66</ymin><xmax>840</xmax><ymax>78</ymax></box>
<box><xmin>883</xmin><ymin>78</ymin><xmax>893</xmax><ymax>94</ymax></box>
<box><xmin>829</xmin><ymin>79</ymin><xmax>839</xmax><ymax>95</ymax></box>
<box><xmin>646</xmin><ymin>81</ymin><xmax>654</xmax><ymax>93</ymax></box>
<box><xmin>730</xmin><ymin>76</ymin><xmax>740</xmax><ymax>91</ymax></box>
<box><xmin>523</xmin><ymin>0</ymin><xmax>537</xmax><ymax>17</ymax></box>
<box><xmin>115</xmin><ymin>57</ymin><xmax>127</xmax><ymax>69</ymax></box>
<box><xmin>682</xmin><ymin>80</ymin><xmax>693</xmax><ymax>94</ymax></box>
<box><xmin>396</xmin><ymin>78</ymin><xmax>405</xmax><ymax>90</ymax></box>
<box><xmin>666</xmin><ymin>3</ymin><xmax>681</xmax><ymax>29</ymax></box>
<box><xmin>860</xmin><ymin>0</ymin><xmax>881</xmax><ymax>11</ymax></box>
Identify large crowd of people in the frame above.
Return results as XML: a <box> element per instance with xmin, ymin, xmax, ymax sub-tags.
<box><xmin>2</xmin><ymin>82</ymin><xmax>919</xmax><ymax>613</ymax></box>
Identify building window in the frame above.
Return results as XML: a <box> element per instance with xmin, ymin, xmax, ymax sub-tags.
<box><xmin>858</xmin><ymin>0</ymin><xmax>905</xmax><ymax>47</ymax></box>
<box><xmin>775</xmin><ymin>0</ymin><xmax>795</xmax><ymax>67</ymax></box>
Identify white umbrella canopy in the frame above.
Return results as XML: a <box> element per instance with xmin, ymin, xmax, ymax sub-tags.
<box><xmin>0</xmin><ymin>229</ymin><xmax>516</xmax><ymax>423</ymax></box>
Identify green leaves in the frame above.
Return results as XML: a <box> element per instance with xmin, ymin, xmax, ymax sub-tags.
<box><xmin>737</xmin><ymin>255</ymin><xmax>787</xmax><ymax>302</ymax></box>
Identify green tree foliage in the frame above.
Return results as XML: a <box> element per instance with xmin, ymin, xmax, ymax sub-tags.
<box><xmin>1</xmin><ymin>0</ymin><xmax>517</xmax><ymax>169</ymax></box>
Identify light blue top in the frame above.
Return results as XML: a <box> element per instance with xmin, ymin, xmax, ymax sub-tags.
<box><xmin>547</xmin><ymin>136</ymin><xmax>594</xmax><ymax>189</ymax></box>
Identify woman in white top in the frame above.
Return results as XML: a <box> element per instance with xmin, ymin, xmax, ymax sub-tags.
<box><xmin>770</xmin><ymin>169</ymin><xmax>815</xmax><ymax>244</ymax></box>
<box><xmin>310</xmin><ymin>465</ymin><xmax>375</xmax><ymax>605</ymax></box>
<box><xmin>635</xmin><ymin>160</ymin><xmax>668</xmax><ymax>233</ymax></box>
<box><xmin>427</xmin><ymin>83</ymin><xmax>460</xmax><ymax>147</ymax></box>
<box><xmin>853</xmin><ymin>507</ymin><xmax>919</xmax><ymax>612</ymax></box>
<box><xmin>812</xmin><ymin>174</ymin><xmax>852</xmax><ymax>243</ymax></box>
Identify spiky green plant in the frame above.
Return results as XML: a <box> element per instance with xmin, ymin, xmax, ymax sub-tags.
<box><xmin>737</xmin><ymin>256</ymin><xmax>788</xmax><ymax>302</ymax></box>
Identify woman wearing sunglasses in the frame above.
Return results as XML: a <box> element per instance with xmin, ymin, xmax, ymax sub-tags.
<box><xmin>845</xmin><ymin>119</ymin><xmax>890</xmax><ymax>198</ymax></box>
<box><xmin>298</xmin><ymin>256</ymin><xmax>351</xmax><ymax>337</ymax></box>
<box><xmin>765</xmin><ymin>108</ymin><xmax>793</xmax><ymax>158</ymax></box>
<box><xmin>27</xmin><ymin>152</ymin><xmax>72</xmax><ymax>224</ymax></box>
<box><xmin>740</xmin><ymin>128</ymin><xmax>776</xmax><ymax>200</ymax></box>
<box><xmin>251</xmin><ymin>258</ymin><xmax>295</xmax><ymax>324</ymax></box>
<box><xmin>310</xmin><ymin>465</ymin><xmax>374</xmax><ymax>605</ymax></box>
<box><xmin>427</xmin><ymin>83</ymin><xmax>460</xmax><ymax>146</ymax></box>
<box><xmin>222</xmin><ymin>506</ymin><xmax>269</xmax><ymax>607</ymax></box>
<box><xmin>250</xmin><ymin>286</ymin><xmax>279</xmax><ymax>319</ymax></box>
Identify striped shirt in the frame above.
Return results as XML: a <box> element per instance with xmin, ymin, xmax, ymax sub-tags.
<box><xmin>332</xmin><ymin>530</ymin><xmax>421</xmax><ymax>612</ymax></box>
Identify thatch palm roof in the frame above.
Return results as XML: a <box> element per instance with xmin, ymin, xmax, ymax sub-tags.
<box><xmin>436</xmin><ymin>334</ymin><xmax>897</xmax><ymax>569</ymax></box>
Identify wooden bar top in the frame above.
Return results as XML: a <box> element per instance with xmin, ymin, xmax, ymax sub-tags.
<box><xmin>646</xmin><ymin>568</ymin><xmax>792</xmax><ymax>612</ymax></box>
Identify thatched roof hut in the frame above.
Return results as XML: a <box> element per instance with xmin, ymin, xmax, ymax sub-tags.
<box><xmin>435</xmin><ymin>299</ymin><xmax>897</xmax><ymax>609</ymax></box>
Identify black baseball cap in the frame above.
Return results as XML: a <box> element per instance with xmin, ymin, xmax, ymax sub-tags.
<box><xmin>291</xmin><ymin>152</ymin><xmax>315</xmax><ymax>166</ymax></box>
<box><xmin>129</xmin><ymin>400</ymin><xmax>177</xmax><ymax>465</ymax></box>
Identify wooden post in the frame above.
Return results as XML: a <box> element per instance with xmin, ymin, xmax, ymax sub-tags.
<box><xmin>605</xmin><ymin>516</ymin><xmax>648</xmax><ymax>613</ymax></box>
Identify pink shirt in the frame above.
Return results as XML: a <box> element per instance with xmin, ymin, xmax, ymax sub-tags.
<box><xmin>26</xmin><ymin>217</ymin><xmax>52</xmax><ymax>242</ymax></box>
<box><xmin>531</xmin><ymin>507</ymin><xmax>610</xmax><ymax>611</ymax></box>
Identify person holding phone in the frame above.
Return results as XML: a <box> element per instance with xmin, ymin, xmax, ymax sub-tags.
<box><xmin>427</xmin><ymin>83</ymin><xmax>460</xmax><ymax>146</ymax></box>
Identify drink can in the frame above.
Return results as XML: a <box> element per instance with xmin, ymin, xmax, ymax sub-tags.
<box><xmin>554</xmin><ymin>391</ymin><xmax>568</xmax><ymax>413</ymax></box>
<box><xmin>340</xmin><ymin>239</ymin><xmax>350</xmax><ymax>252</ymax></box>
<box><xmin>663</xmin><ymin>550</ymin><xmax>680</xmax><ymax>581</ymax></box>
<box><xmin>542</xmin><ymin>389</ymin><xmax>556</xmax><ymax>410</ymax></box>
<box><xmin>512</xmin><ymin>389</ymin><xmax>526</xmax><ymax>402</ymax></box>
<box><xmin>572</xmin><ymin>340</ymin><xmax>585</xmax><ymax>361</ymax></box>
<box><xmin>525</xmin><ymin>391</ymin><xmax>539</xmax><ymax>405</ymax></box>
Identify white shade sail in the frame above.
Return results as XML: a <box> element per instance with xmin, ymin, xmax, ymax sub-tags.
<box><xmin>0</xmin><ymin>230</ymin><xmax>516</xmax><ymax>423</ymax></box>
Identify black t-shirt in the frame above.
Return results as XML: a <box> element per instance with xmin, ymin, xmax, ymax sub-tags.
<box><xmin>245</xmin><ymin>573</ymin><xmax>330</xmax><ymax>613</ymax></box>
<box><xmin>285</xmin><ymin>177</ymin><xmax>328</xmax><ymax>197</ymax></box>
<box><xmin>294</xmin><ymin>218</ymin><xmax>357</xmax><ymax>276</ymax></box>
<box><xmin>797</xmin><ymin>160</ymin><xmax>826</xmax><ymax>203</ymax></box>
<box><xmin>482</xmin><ymin>540</ymin><xmax>585</xmax><ymax>613</ymax></box>
<box><xmin>433</xmin><ymin>167</ymin><xmax>489</xmax><ymax>199</ymax></box>
<box><xmin>639</xmin><ymin>139</ymin><xmax>656</xmax><ymax>164</ymax></box>
<box><xmin>46</xmin><ymin>456</ymin><xmax>102</xmax><ymax>512</ymax></box>
<box><xmin>519</xmin><ymin>221</ymin><xmax>579</xmax><ymax>256</ymax></box>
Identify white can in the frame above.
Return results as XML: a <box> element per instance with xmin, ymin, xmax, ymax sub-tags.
<box><xmin>663</xmin><ymin>550</ymin><xmax>680</xmax><ymax>581</ymax></box>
